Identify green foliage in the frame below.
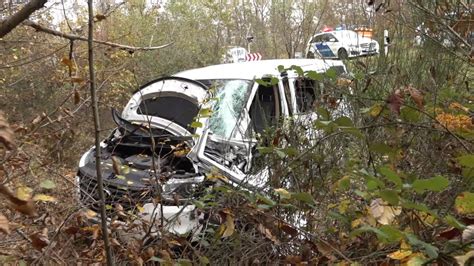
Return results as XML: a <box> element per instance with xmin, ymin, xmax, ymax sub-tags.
<box><xmin>455</xmin><ymin>192</ymin><xmax>474</xmax><ymax>215</ymax></box>
<box><xmin>411</xmin><ymin>175</ymin><xmax>449</xmax><ymax>193</ymax></box>
<box><xmin>458</xmin><ymin>154</ymin><xmax>474</xmax><ymax>168</ymax></box>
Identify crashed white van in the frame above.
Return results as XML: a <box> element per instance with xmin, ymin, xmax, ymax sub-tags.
<box><xmin>77</xmin><ymin>59</ymin><xmax>348</xmax><ymax>234</ymax></box>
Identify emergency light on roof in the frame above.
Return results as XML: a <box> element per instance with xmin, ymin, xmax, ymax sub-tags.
<box><xmin>322</xmin><ymin>27</ymin><xmax>333</xmax><ymax>32</ymax></box>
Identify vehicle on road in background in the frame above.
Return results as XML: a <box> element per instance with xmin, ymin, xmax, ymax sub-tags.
<box><xmin>305</xmin><ymin>29</ymin><xmax>379</xmax><ymax>59</ymax></box>
<box><xmin>222</xmin><ymin>46</ymin><xmax>248</xmax><ymax>63</ymax></box>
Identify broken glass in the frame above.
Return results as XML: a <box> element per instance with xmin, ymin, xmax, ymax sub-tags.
<box><xmin>207</xmin><ymin>80</ymin><xmax>253</xmax><ymax>140</ymax></box>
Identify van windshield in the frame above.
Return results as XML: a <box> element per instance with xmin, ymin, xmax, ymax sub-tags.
<box><xmin>198</xmin><ymin>79</ymin><xmax>253</xmax><ymax>140</ymax></box>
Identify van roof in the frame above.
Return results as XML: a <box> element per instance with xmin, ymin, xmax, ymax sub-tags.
<box><xmin>174</xmin><ymin>59</ymin><xmax>345</xmax><ymax>80</ymax></box>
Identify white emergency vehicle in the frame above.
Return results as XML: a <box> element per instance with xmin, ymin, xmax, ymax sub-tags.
<box><xmin>305</xmin><ymin>29</ymin><xmax>379</xmax><ymax>59</ymax></box>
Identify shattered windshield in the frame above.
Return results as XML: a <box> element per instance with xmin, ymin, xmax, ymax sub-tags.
<box><xmin>203</xmin><ymin>79</ymin><xmax>253</xmax><ymax>140</ymax></box>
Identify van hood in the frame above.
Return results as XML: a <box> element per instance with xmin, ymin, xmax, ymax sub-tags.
<box><xmin>360</xmin><ymin>36</ymin><xmax>376</xmax><ymax>44</ymax></box>
<box><xmin>121</xmin><ymin>77</ymin><xmax>209</xmax><ymax>139</ymax></box>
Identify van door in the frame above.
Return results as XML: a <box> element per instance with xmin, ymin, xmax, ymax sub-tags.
<box><xmin>324</xmin><ymin>33</ymin><xmax>340</xmax><ymax>58</ymax></box>
<box><xmin>195</xmin><ymin>79</ymin><xmax>286</xmax><ymax>187</ymax></box>
<box><xmin>313</xmin><ymin>33</ymin><xmax>337</xmax><ymax>58</ymax></box>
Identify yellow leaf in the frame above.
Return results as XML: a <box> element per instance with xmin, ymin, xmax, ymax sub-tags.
<box><xmin>351</xmin><ymin>218</ymin><xmax>363</xmax><ymax>229</ymax></box>
<box><xmin>418</xmin><ymin>211</ymin><xmax>437</xmax><ymax>226</ymax></box>
<box><xmin>336</xmin><ymin>77</ymin><xmax>352</xmax><ymax>87</ymax></box>
<box><xmin>207</xmin><ymin>171</ymin><xmax>228</xmax><ymax>182</ymax></box>
<box><xmin>221</xmin><ymin>212</ymin><xmax>235</xmax><ymax>238</ymax></box>
<box><xmin>400</xmin><ymin>240</ymin><xmax>411</xmax><ymax>250</ymax></box>
<box><xmin>274</xmin><ymin>188</ymin><xmax>291</xmax><ymax>199</ymax></box>
<box><xmin>33</xmin><ymin>194</ymin><xmax>56</xmax><ymax>202</ymax></box>
<box><xmin>16</xmin><ymin>186</ymin><xmax>33</xmax><ymax>201</ymax></box>
<box><xmin>370</xmin><ymin>104</ymin><xmax>383</xmax><ymax>117</ymax></box>
<box><xmin>173</xmin><ymin>147</ymin><xmax>190</xmax><ymax>157</ymax></box>
<box><xmin>388</xmin><ymin>249</ymin><xmax>412</xmax><ymax>260</ymax></box>
<box><xmin>338</xmin><ymin>199</ymin><xmax>351</xmax><ymax>214</ymax></box>
<box><xmin>84</xmin><ymin>209</ymin><xmax>97</xmax><ymax>219</ymax></box>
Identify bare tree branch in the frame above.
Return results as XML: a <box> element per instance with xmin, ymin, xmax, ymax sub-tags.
<box><xmin>23</xmin><ymin>20</ymin><xmax>173</xmax><ymax>52</ymax></box>
<box><xmin>0</xmin><ymin>0</ymin><xmax>47</xmax><ymax>38</ymax></box>
<box><xmin>87</xmin><ymin>0</ymin><xmax>113</xmax><ymax>264</ymax></box>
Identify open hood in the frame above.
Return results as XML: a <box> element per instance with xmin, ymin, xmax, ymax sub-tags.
<box><xmin>121</xmin><ymin>77</ymin><xmax>209</xmax><ymax>138</ymax></box>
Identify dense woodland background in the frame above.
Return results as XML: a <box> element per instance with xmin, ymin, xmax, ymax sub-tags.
<box><xmin>0</xmin><ymin>0</ymin><xmax>473</xmax><ymax>264</ymax></box>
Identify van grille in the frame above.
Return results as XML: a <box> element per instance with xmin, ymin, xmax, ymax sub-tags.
<box><xmin>78</xmin><ymin>171</ymin><xmax>154</xmax><ymax>212</ymax></box>
<box><xmin>361</xmin><ymin>43</ymin><xmax>376</xmax><ymax>50</ymax></box>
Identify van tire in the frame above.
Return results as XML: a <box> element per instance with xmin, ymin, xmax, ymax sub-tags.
<box><xmin>337</xmin><ymin>48</ymin><xmax>348</xmax><ymax>60</ymax></box>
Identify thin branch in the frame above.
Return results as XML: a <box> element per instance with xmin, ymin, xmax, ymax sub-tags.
<box><xmin>87</xmin><ymin>0</ymin><xmax>113</xmax><ymax>264</ymax></box>
<box><xmin>23</xmin><ymin>20</ymin><xmax>173</xmax><ymax>52</ymax></box>
<box><xmin>0</xmin><ymin>0</ymin><xmax>47</xmax><ymax>37</ymax></box>
<box><xmin>0</xmin><ymin>44</ymin><xmax>68</xmax><ymax>69</ymax></box>
<box><xmin>96</xmin><ymin>1</ymin><xmax>126</xmax><ymax>22</ymax></box>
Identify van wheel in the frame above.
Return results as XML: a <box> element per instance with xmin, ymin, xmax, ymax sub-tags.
<box><xmin>337</xmin><ymin>49</ymin><xmax>348</xmax><ymax>60</ymax></box>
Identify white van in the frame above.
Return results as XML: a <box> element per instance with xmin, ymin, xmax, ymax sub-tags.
<box><xmin>77</xmin><ymin>59</ymin><xmax>349</xmax><ymax>234</ymax></box>
<box><xmin>305</xmin><ymin>30</ymin><xmax>379</xmax><ymax>59</ymax></box>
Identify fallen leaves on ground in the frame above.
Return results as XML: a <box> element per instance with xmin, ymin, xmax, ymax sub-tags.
<box><xmin>369</xmin><ymin>198</ymin><xmax>401</xmax><ymax>225</ymax></box>
<box><xmin>454</xmin><ymin>250</ymin><xmax>474</xmax><ymax>266</ymax></box>
<box><xmin>462</xmin><ymin>225</ymin><xmax>474</xmax><ymax>243</ymax></box>
<box><xmin>387</xmin><ymin>241</ymin><xmax>412</xmax><ymax>260</ymax></box>
<box><xmin>33</xmin><ymin>194</ymin><xmax>57</xmax><ymax>202</ymax></box>
<box><xmin>0</xmin><ymin>184</ymin><xmax>37</xmax><ymax>216</ymax></box>
<box><xmin>30</xmin><ymin>229</ymin><xmax>50</xmax><ymax>251</ymax></box>
<box><xmin>316</xmin><ymin>240</ymin><xmax>337</xmax><ymax>261</ymax></box>
<box><xmin>0</xmin><ymin>111</ymin><xmax>15</xmax><ymax>149</ymax></box>
<box><xmin>257</xmin><ymin>224</ymin><xmax>279</xmax><ymax>244</ymax></box>
<box><xmin>0</xmin><ymin>213</ymin><xmax>10</xmax><ymax>234</ymax></box>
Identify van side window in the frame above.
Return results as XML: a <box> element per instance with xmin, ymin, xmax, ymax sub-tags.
<box><xmin>294</xmin><ymin>78</ymin><xmax>318</xmax><ymax>113</ymax></box>
<box><xmin>325</xmin><ymin>33</ymin><xmax>338</xmax><ymax>42</ymax></box>
<box><xmin>311</xmin><ymin>35</ymin><xmax>323</xmax><ymax>43</ymax></box>
<box><xmin>249</xmin><ymin>84</ymin><xmax>281</xmax><ymax>134</ymax></box>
